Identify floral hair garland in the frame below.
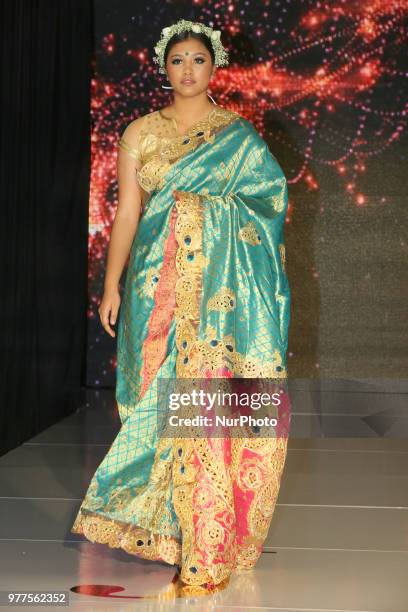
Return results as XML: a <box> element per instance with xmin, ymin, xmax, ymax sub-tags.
<box><xmin>152</xmin><ymin>19</ymin><xmax>229</xmax><ymax>75</ymax></box>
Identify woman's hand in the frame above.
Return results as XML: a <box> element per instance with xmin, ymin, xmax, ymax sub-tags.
<box><xmin>98</xmin><ymin>288</ymin><xmax>121</xmax><ymax>338</ymax></box>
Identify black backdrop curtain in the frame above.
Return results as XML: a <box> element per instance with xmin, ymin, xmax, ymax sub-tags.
<box><xmin>0</xmin><ymin>1</ymin><xmax>93</xmax><ymax>454</ymax></box>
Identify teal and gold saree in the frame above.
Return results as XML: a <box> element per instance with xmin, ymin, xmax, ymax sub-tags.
<box><xmin>71</xmin><ymin>106</ymin><xmax>291</xmax><ymax>588</ymax></box>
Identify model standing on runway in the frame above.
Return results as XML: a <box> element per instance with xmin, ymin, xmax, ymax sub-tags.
<box><xmin>71</xmin><ymin>18</ymin><xmax>291</xmax><ymax>593</ymax></box>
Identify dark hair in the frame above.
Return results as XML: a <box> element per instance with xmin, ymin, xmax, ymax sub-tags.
<box><xmin>163</xmin><ymin>31</ymin><xmax>215</xmax><ymax>68</ymax></box>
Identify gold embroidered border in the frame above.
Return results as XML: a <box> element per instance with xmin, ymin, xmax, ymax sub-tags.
<box><xmin>71</xmin><ymin>509</ymin><xmax>181</xmax><ymax>565</ymax></box>
<box><xmin>138</xmin><ymin>108</ymin><xmax>239</xmax><ymax>194</ymax></box>
<box><xmin>161</xmin><ymin>107</ymin><xmax>239</xmax><ymax>163</ymax></box>
<box><xmin>170</xmin><ymin>192</ymin><xmax>239</xmax><ymax>586</ymax></box>
<box><xmin>235</xmin><ymin>436</ymin><xmax>289</xmax><ymax>569</ymax></box>
<box><xmin>173</xmin><ymin>190</ymin><xmax>207</xmax><ymax>378</ymax></box>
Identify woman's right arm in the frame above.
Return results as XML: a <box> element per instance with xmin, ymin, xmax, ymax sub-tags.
<box><xmin>99</xmin><ymin>118</ymin><xmax>144</xmax><ymax>337</ymax></box>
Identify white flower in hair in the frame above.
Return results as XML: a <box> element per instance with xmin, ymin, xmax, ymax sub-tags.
<box><xmin>152</xmin><ymin>19</ymin><xmax>229</xmax><ymax>75</ymax></box>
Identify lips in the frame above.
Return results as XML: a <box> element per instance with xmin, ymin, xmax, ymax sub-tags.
<box><xmin>181</xmin><ymin>79</ymin><xmax>195</xmax><ymax>84</ymax></box>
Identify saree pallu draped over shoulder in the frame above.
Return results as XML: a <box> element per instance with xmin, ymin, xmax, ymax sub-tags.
<box><xmin>71</xmin><ymin>107</ymin><xmax>292</xmax><ymax>588</ymax></box>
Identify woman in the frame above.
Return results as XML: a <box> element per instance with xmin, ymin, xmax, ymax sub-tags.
<box><xmin>71</xmin><ymin>19</ymin><xmax>291</xmax><ymax>591</ymax></box>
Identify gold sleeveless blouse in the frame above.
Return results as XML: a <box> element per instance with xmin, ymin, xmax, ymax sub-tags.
<box><xmin>117</xmin><ymin>106</ymin><xmax>239</xmax><ymax>209</ymax></box>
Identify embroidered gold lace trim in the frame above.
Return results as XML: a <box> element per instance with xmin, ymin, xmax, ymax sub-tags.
<box><xmin>71</xmin><ymin>509</ymin><xmax>182</xmax><ymax>565</ymax></box>
<box><xmin>136</xmin><ymin>107</ymin><xmax>239</xmax><ymax>195</ymax></box>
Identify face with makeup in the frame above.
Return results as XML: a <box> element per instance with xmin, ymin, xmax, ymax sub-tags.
<box><xmin>165</xmin><ymin>36</ymin><xmax>216</xmax><ymax>97</ymax></box>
